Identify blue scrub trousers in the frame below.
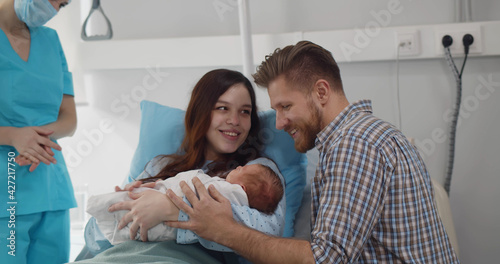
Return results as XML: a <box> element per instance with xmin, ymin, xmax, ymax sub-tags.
<box><xmin>0</xmin><ymin>209</ymin><xmax>70</xmax><ymax>264</ymax></box>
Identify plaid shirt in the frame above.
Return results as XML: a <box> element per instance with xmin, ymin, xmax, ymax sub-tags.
<box><xmin>311</xmin><ymin>100</ymin><xmax>459</xmax><ymax>263</ymax></box>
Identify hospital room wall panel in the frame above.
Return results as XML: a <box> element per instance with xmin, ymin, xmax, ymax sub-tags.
<box><xmin>472</xmin><ymin>1</ymin><xmax>500</xmax><ymax>21</ymax></box>
<box><xmin>78</xmin><ymin>0</ymin><xmax>456</xmax><ymax>40</ymax></box>
<box><xmin>69</xmin><ymin>0</ymin><xmax>498</xmax><ymax>42</ymax></box>
<box><xmin>46</xmin><ymin>0</ymin><xmax>500</xmax><ymax>262</ymax></box>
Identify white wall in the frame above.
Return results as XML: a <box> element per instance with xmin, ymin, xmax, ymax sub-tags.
<box><xmin>49</xmin><ymin>0</ymin><xmax>499</xmax><ymax>262</ymax></box>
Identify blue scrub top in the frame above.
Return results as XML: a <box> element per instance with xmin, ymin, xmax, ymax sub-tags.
<box><xmin>0</xmin><ymin>26</ymin><xmax>77</xmax><ymax>217</ymax></box>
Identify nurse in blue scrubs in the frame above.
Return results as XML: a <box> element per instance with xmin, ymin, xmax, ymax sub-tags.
<box><xmin>0</xmin><ymin>0</ymin><xmax>76</xmax><ymax>263</ymax></box>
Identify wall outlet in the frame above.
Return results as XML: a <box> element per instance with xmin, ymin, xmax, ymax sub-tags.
<box><xmin>435</xmin><ymin>25</ymin><xmax>482</xmax><ymax>56</ymax></box>
<box><xmin>396</xmin><ymin>30</ymin><xmax>420</xmax><ymax>56</ymax></box>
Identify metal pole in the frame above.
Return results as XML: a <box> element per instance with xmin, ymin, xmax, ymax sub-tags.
<box><xmin>455</xmin><ymin>0</ymin><xmax>463</xmax><ymax>22</ymax></box>
<box><xmin>238</xmin><ymin>0</ymin><xmax>254</xmax><ymax>78</ymax></box>
<box><xmin>464</xmin><ymin>0</ymin><xmax>472</xmax><ymax>22</ymax></box>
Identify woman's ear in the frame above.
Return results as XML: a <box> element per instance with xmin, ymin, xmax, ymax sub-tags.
<box><xmin>313</xmin><ymin>79</ymin><xmax>331</xmax><ymax>105</ymax></box>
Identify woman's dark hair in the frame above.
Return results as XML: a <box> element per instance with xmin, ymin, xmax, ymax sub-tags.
<box><xmin>142</xmin><ymin>69</ymin><xmax>262</xmax><ymax>182</ymax></box>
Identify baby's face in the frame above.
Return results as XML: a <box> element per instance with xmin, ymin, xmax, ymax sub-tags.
<box><xmin>226</xmin><ymin>164</ymin><xmax>263</xmax><ymax>185</ymax></box>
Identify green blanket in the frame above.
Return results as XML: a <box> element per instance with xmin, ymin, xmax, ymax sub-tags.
<box><xmin>72</xmin><ymin>241</ymin><xmax>239</xmax><ymax>264</ymax></box>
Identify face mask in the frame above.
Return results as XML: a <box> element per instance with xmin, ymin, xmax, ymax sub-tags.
<box><xmin>14</xmin><ymin>0</ymin><xmax>57</xmax><ymax>28</ymax></box>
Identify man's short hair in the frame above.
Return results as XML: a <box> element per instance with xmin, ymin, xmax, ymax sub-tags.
<box><xmin>253</xmin><ymin>40</ymin><xmax>344</xmax><ymax>95</ymax></box>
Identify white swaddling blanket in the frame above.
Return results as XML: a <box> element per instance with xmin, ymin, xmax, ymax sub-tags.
<box><xmin>86</xmin><ymin>169</ymin><xmax>248</xmax><ymax>245</ymax></box>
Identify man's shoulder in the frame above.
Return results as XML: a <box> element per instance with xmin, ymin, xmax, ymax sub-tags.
<box><xmin>319</xmin><ymin>113</ymin><xmax>402</xmax><ymax>163</ymax></box>
<box><xmin>341</xmin><ymin>113</ymin><xmax>397</xmax><ymax>143</ymax></box>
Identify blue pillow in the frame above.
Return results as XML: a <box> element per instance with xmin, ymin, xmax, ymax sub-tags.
<box><xmin>127</xmin><ymin>100</ymin><xmax>307</xmax><ymax>237</ymax></box>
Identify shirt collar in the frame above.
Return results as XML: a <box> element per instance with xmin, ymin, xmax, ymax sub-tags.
<box><xmin>315</xmin><ymin>99</ymin><xmax>373</xmax><ymax>149</ymax></box>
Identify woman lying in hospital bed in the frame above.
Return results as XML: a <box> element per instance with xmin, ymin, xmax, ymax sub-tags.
<box><xmin>73</xmin><ymin>69</ymin><xmax>307</xmax><ymax>263</ymax></box>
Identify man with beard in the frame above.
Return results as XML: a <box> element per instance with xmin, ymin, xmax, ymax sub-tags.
<box><xmin>167</xmin><ymin>41</ymin><xmax>460</xmax><ymax>264</ymax></box>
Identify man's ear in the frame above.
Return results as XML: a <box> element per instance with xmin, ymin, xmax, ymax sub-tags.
<box><xmin>313</xmin><ymin>79</ymin><xmax>331</xmax><ymax>105</ymax></box>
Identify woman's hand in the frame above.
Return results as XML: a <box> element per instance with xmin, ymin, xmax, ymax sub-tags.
<box><xmin>114</xmin><ymin>181</ymin><xmax>156</xmax><ymax>192</ymax></box>
<box><xmin>15</xmin><ymin>145</ymin><xmax>54</xmax><ymax>172</ymax></box>
<box><xmin>10</xmin><ymin>127</ymin><xmax>61</xmax><ymax>165</ymax></box>
<box><xmin>115</xmin><ymin>181</ymin><xmax>143</xmax><ymax>192</ymax></box>
<box><xmin>108</xmin><ymin>190</ymin><xmax>180</xmax><ymax>242</ymax></box>
<box><xmin>15</xmin><ymin>155</ymin><xmax>39</xmax><ymax>172</ymax></box>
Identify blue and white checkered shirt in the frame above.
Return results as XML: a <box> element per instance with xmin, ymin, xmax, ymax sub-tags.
<box><xmin>311</xmin><ymin>100</ymin><xmax>459</xmax><ymax>263</ymax></box>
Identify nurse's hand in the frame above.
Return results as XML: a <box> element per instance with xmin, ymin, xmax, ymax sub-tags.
<box><xmin>16</xmin><ymin>155</ymin><xmax>39</xmax><ymax>172</ymax></box>
<box><xmin>108</xmin><ymin>190</ymin><xmax>180</xmax><ymax>242</ymax></box>
<box><xmin>15</xmin><ymin>145</ymin><xmax>53</xmax><ymax>172</ymax></box>
<box><xmin>11</xmin><ymin>127</ymin><xmax>61</xmax><ymax>165</ymax></box>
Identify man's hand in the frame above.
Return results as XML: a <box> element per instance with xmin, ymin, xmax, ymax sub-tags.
<box><xmin>166</xmin><ymin>177</ymin><xmax>236</xmax><ymax>243</ymax></box>
<box><xmin>168</xmin><ymin>177</ymin><xmax>315</xmax><ymax>264</ymax></box>
<box><xmin>108</xmin><ymin>190</ymin><xmax>180</xmax><ymax>242</ymax></box>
